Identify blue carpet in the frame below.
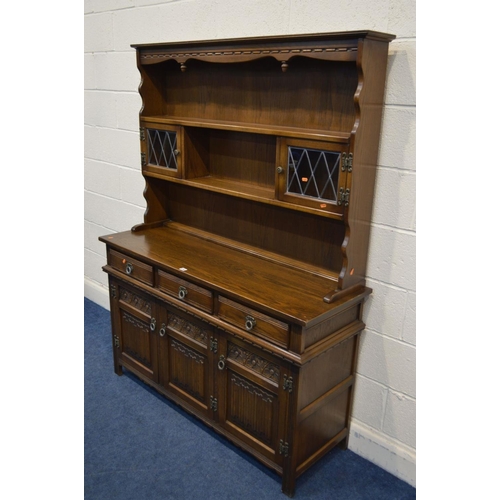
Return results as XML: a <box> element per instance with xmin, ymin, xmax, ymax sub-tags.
<box><xmin>84</xmin><ymin>298</ymin><xmax>416</xmax><ymax>499</ymax></box>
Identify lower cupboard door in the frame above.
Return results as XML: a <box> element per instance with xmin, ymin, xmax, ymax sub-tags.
<box><xmin>116</xmin><ymin>305</ymin><xmax>158</xmax><ymax>382</ymax></box>
<box><xmin>158</xmin><ymin>310</ymin><xmax>213</xmax><ymax>419</ymax></box>
<box><xmin>216</xmin><ymin>339</ymin><xmax>288</xmax><ymax>466</ymax></box>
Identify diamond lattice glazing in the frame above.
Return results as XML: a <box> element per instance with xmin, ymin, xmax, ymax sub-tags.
<box><xmin>287</xmin><ymin>147</ymin><xmax>341</xmax><ymax>202</ymax></box>
<box><xmin>147</xmin><ymin>129</ymin><xmax>178</xmax><ymax>170</ymax></box>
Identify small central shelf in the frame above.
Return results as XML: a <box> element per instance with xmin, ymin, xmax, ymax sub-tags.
<box><xmin>141</xmin><ymin>115</ymin><xmax>351</xmax><ymax>143</ymax></box>
<box><xmin>183</xmin><ymin>175</ymin><xmax>275</xmax><ymax>200</ymax></box>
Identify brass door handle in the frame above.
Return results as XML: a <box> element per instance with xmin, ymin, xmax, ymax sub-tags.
<box><xmin>218</xmin><ymin>355</ymin><xmax>226</xmax><ymax>370</ymax></box>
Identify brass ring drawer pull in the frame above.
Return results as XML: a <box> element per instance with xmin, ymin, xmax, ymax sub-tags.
<box><xmin>150</xmin><ymin>318</ymin><xmax>156</xmax><ymax>332</ymax></box>
<box><xmin>178</xmin><ymin>286</ymin><xmax>188</xmax><ymax>300</ymax></box>
<box><xmin>245</xmin><ymin>315</ymin><xmax>256</xmax><ymax>331</ymax></box>
<box><xmin>125</xmin><ymin>262</ymin><xmax>134</xmax><ymax>275</ymax></box>
<box><xmin>159</xmin><ymin>323</ymin><xmax>166</xmax><ymax>337</ymax></box>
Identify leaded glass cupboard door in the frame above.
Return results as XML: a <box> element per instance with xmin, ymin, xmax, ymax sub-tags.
<box><xmin>276</xmin><ymin>138</ymin><xmax>350</xmax><ymax>216</ymax></box>
<box><xmin>141</xmin><ymin>123</ymin><xmax>183</xmax><ymax>178</ymax></box>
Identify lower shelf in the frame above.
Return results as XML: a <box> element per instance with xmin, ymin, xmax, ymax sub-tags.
<box><xmin>143</xmin><ymin>170</ymin><xmax>346</xmax><ymax>220</ymax></box>
<box><xmin>184</xmin><ymin>175</ymin><xmax>275</xmax><ymax>200</ymax></box>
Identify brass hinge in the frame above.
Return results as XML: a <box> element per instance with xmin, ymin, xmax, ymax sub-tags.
<box><xmin>337</xmin><ymin>187</ymin><xmax>350</xmax><ymax>207</ymax></box>
<box><xmin>279</xmin><ymin>440</ymin><xmax>289</xmax><ymax>457</ymax></box>
<box><xmin>113</xmin><ymin>335</ymin><xmax>120</xmax><ymax>348</ymax></box>
<box><xmin>283</xmin><ymin>375</ymin><xmax>293</xmax><ymax>393</ymax></box>
<box><xmin>210</xmin><ymin>396</ymin><xmax>218</xmax><ymax>412</ymax></box>
<box><xmin>210</xmin><ymin>337</ymin><xmax>218</xmax><ymax>353</ymax></box>
<box><xmin>140</xmin><ymin>127</ymin><xmax>145</xmax><ymax>141</ymax></box>
<box><xmin>141</xmin><ymin>152</ymin><xmax>146</xmax><ymax>166</ymax></box>
<box><xmin>341</xmin><ymin>152</ymin><xmax>353</xmax><ymax>172</ymax></box>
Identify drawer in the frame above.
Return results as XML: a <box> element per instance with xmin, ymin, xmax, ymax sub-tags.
<box><xmin>218</xmin><ymin>296</ymin><xmax>289</xmax><ymax>348</ymax></box>
<box><xmin>157</xmin><ymin>269</ymin><xmax>213</xmax><ymax>313</ymax></box>
<box><xmin>109</xmin><ymin>249</ymin><xmax>154</xmax><ymax>286</ymax></box>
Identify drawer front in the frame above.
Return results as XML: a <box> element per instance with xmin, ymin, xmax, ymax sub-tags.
<box><xmin>157</xmin><ymin>269</ymin><xmax>213</xmax><ymax>313</ymax></box>
<box><xmin>109</xmin><ymin>249</ymin><xmax>154</xmax><ymax>286</ymax></box>
<box><xmin>218</xmin><ymin>296</ymin><xmax>289</xmax><ymax>348</ymax></box>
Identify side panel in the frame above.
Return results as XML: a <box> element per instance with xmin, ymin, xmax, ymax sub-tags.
<box><xmin>293</xmin><ymin>335</ymin><xmax>358</xmax><ymax>476</ymax></box>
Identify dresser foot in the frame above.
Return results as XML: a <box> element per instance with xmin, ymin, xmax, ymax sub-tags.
<box><xmin>338</xmin><ymin>436</ymin><xmax>348</xmax><ymax>450</ymax></box>
<box><xmin>281</xmin><ymin>473</ymin><xmax>296</xmax><ymax>498</ymax></box>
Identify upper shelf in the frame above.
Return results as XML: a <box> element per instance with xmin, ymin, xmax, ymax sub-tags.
<box><xmin>141</xmin><ymin>116</ymin><xmax>351</xmax><ymax>143</ymax></box>
<box><xmin>139</xmin><ymin>56</ymin><xmax>359</xmax><ymax>134</ymax></box>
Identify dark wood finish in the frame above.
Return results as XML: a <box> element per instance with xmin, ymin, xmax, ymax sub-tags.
<box><xmin>276</xmin><ymin>137</ymin><xmax>350</xmax><ymax>215</ymax></box>
<box><xmin>142</xmin><ymin>124</ymin><xmax>184</xmax><ymax>179</ymax></box>
<box><xmin>157</xmin><ymin>268</ymin><xmax>213</xmax><ymax>313</ymax></box>
<box><xmin>161</xmin><ymin>306</ymin><xmax>214</xmax><ymax>419</ymax></box>
<box><xmin>216</xmin><ymin>335</ymin><xmax>290</xmax><ymax>467</ymax></box>
<box><xmin>100</xmin><ymin>31</ymin><xmax>394</xmax><ymax>496</ymax></box>
<box><xmin>108</xmin><ymin>248</ymin><xmax>154</xmax><ymax>286</ymax></box>
<box><xmin>218</xmin><ymin>295</ymin><xmax>290</xmax><ymax>348</ymax></box>
<box><xmin>108</xmin><ymin>277</ymin><xmax>158</xmax><ymax>381</ymax></box>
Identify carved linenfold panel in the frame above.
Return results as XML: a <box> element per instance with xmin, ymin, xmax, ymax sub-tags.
<box><xmin>171</xmin><ymin>376</ymin><xmax>204</xmax><ymax>402</ymax></box>
<box><xmin>170</xmin><ymin>338</ymin><xmax>205</xmax><ymax>364</ymax></box>
<box><xmin>122</xmin><ymin>311</ymin><xmax>152</xmax><ymax>368</ymax></box>
<box><xmin>168</xmin><ymin>314</ymin><xmax>208</xmax><ymax>346</ymax></box>
<box><xmin>123</xmin><ymin>346</ymin><xmax>152</xmax><ymax>368</ymax></box>
<box><xmin>230</xmin><ymin>373</ymin><xmax>274</xmax><ymax>403</ymax></box>
<box><xmin>228</xmin><ymin>372</ymin><xmax>275</xmax><ymax>445</ymax></box>
<box><xmin>122</xmin><ymin>310</ymin><xmax>150</xmax><ymax>333</ymax></box>
<box><xmin>230</xmin><ymin>414</ymin><xmax>272</xmax><ymax>445</ymax></box>
<box><xmin>169</xmin><ymin>336</ymin><xmax>207</xmax><ymax>404</ymax></box>
<box><xmin>119</xmin><ymin>289</ymin><xmax>152</xmax><ymax>315</ymax></box>
<box><xmin>227</xmin><ymin>342</ymin><xmax>279</xmax><ymax>383</ymax></box>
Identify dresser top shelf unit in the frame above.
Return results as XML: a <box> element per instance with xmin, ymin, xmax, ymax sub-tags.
<box><xmin>134</xmin><ymin>30</ymin><xmax>393</xmax><ymax>298</ymax></box>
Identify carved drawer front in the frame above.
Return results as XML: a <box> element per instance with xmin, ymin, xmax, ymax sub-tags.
<box><xmin>117</xmin><ymin>284</ymin><xmax>152</xmax><ymax>317</ymax></box>
<box><xmin>226</xmin><ymin>341</ymin><xmax>280</xmax><ymax>385</ymax></box>
<box><xmin>109</xmin><ymin>249</ymin><xmax>153</xmax><ymax>286</ymax></box>
<box><xmin>218</xmin><ymin>296</ymin><xmax>289</xmax><ymax>348</ymax></box>
<box><xmin>157</xmin><ymin>269</ymin><xmax>213</xmax><ymax>313</ymax></box>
